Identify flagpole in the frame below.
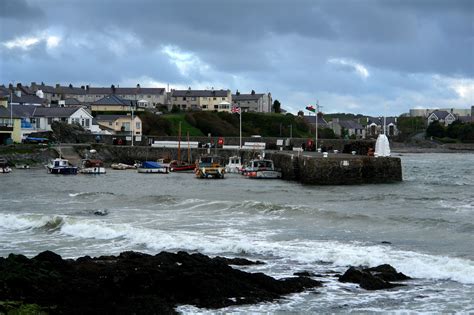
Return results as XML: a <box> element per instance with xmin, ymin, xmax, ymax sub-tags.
<box><xmin>315</xmin><ymin>100</ymin><xmax>319</xmax><ymax>152</ymax></box>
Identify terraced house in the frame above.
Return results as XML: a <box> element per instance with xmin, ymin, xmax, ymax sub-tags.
<box><xmin>232</xmin><ymin>91</ymin><xmax>272</xmax><ymax>113</ymax></box>
<box><xmin>169</xmin><ymin>89</ymin><xmax>232</xmax><ymax>112</ymax></box>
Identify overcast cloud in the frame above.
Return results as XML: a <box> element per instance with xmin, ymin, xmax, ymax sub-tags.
<box><xmin>1</xmin><ymin>0</ymin><xmax>473</xmax><ymax>115</ymax></box>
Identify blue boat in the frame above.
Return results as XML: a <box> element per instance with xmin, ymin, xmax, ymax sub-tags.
<box><xmin>45</xmin><ymin>158</ymin><xmax>78</xmax><ymax>175</ymax></box>
<box><xmin>137</xmin><ymin>161</ymin><xmax>169</xmax><ymax>174</ymax></box>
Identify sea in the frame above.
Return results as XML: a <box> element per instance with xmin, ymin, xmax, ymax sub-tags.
<box><xmin>0</xmin><ymin>153</ymin><xmax>473</xmax><ymax>313</ymax></box>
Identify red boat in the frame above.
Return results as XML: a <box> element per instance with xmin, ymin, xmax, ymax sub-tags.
<box><xmin>169</xmin><ymin>160</ymin><xmax>196</xmax><ymax>172</ymax></box>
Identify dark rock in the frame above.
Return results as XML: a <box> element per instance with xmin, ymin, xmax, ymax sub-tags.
<box><xmin>0</xmin><ymin>251</ymin><xmax>322</xmax><ymax>314</ymax></box>
<box><xmin>381</xmin><ymin>241</ymin><xmax>392</xmax><ymax>244</ymax></box>
<box><xmin>293</xmin><ymin>271</ymin><xmax>317</xmax><ymax>277</ymax></box>
<box><xmin>339</xmin><ymin>264</ymin><xmax>410</xmax><ymax>290</ymax></box>
<box><xmin>214</xmin><ymin>256</ymin><xmax>265</xmax><ymax>266</ymax></box>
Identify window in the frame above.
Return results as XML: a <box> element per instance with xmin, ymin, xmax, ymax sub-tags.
<box><xmin>109</xmin><ymin>122</ymin><xmax>112</xmax><ymax>126</ymax></box>
<box><xmin>202</xmin><ymin>105</ymin><xmax>208</xmax><ymax>109</ymax></box>
<box><xmin>61</xmin><ymin>117</ymin><xmax>67</xmax><ymax>122</ymax></box>
<box><xmin>183</xmin><ymin>97</ymin><xmax>187</xmax><ymax>101</ymax></box>
<box><xmin>214</xmin><ymin>105</ymin><xmax>218</xmax><ymax>109</ymax></box>
<box><xmin>192</xmin><ymin>97</ymin><xmax>196</xmax><ymax>101</ymax></box>
<box><xmin>147</xmin><ymin>95</ymin><xmax>151</xmax><ymax>98</ymax></box>
<box><xmin>48</xmin><ymin>117</ymin><xmax>53</xmax><ymax>125</ymax></box>
<box><xmin>136</xmin><ymin>122</ymin><xmax>141</xmax><ymax>129</ymax></box>
<box><xmin>222</xmin><ymin>97</ymin><xmax>225</xmax><ymax>100</ymax></box>
<box><xmin>122</xmin><ymin>122</ymin><xmax>130</xmax><ymax>131</ymax></box>
<box><xmin>213</xmin><ymin>97</ymin><xmax>216</xmax><ymax>100</ymax></box>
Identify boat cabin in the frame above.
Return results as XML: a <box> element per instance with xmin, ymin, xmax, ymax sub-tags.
<box><xmin>250</xmin><ymin>159</ymin><xmax>274</xmax><ymax>170</ymax></box>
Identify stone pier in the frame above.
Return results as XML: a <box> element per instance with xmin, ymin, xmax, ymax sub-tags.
<box><xmin>72</xmin><ymin>145</ymin><xmax>402</xmax><ymax>185</ymax></box>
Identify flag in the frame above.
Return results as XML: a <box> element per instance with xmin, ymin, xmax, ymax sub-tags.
<box><xmin>231</xmin><ymin>105</ymin><xmax>241</xmax><ymax>114</ymax></box>
<box><xmin>305</xmin><ymin>105</ymin><xmax>316</xmax><ymax>113</ymax></box>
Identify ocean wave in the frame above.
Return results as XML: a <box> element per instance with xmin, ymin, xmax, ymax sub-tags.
<box><xmin>51</xmin><ymin>219</ymin><xmax>474</xmax><ymax>285</ymax></box>
<box><xmin>68</xmin><ymin>192</ymin><xmax>115</xmax><ymax>198</ymax></box>
<box><xmin>0</xmin><ymin>214</ymin><xmax>64</xmax><ymax>232</ymax></box>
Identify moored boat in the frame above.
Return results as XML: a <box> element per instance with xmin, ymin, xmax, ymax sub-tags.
<box><xmin>137</xmin><ymin>161</ymin><xmax>169</xmax><ymax>174</ymax></box>
<box><xmin>225</xmin><ymin>156</ymin><xmax>243</xmax><ymax>173</ymax></box>
<box><xmin>243</xmin><ymin>159</ymin><xmax>282</xmax><ymax>179</ymax></box>
<box><xmin>0</xmin><ymin>158</ymin><xmax>12</xmax><ymax>173</ymax></box>
<box><xmin>45</xmin><ymin>158</ymin><xmax>78</xmax><ymax>175</ymax></box>
<box><xmin>169</xmin><ymin>160</ymin><xmax>195</xmax><ymax>172</ymax></box>
<box><xmin>195</xmin><ymin>156</ymin><xmax>225</xmax><ymax>179</ymax></box>
<box><xmin>111</xmin><ymin>163</ymin><xmax>136</xmax><ymax>170</ymax></box>
<box><xmin>79</xmin><ymin>159</ymin><xmax>106</xmax><ymax>174</ymax></box>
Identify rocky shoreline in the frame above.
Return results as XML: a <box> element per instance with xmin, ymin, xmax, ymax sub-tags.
<box><xmin>0</xmin><ymin>250</ymin><xmax>411</xmax><ymax>314</ymax></box>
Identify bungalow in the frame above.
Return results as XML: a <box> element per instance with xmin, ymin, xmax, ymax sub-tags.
<box><xmin>427</xmin><ymin>110</ymin><xmax>457</xmax><ymax>126</ymax></box>
<box><xmin>95</xmin><ymin>115</ymin><xmax>142</xmax><ymax>136</ymax></box>
<box><xmin>328</xmin><ymin>118</ymin><xmax>365</xmax><ymax>139</ymax></box>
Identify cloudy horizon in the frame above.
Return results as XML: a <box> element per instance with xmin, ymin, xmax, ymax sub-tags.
<box><xmin>1</xmin><ymin>0</ymin><xmax>473</xmax><ymax>116</ymax></box>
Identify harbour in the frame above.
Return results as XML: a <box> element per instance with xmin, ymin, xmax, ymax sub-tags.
<box><xmin>0</xmin><ymin>153</ymin><xmax>473</xmax><ymax>312</ymax></box>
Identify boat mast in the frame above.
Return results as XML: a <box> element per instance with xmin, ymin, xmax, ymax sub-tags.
<box><xmin>187</xmin><ymin>130</ymin><xmax>191</xmax><ymax>164</ymax></box>
<box><xmin>178</xmin><ymin>121</ymin><xmax>181</xmax><ymax>162</ymax></box>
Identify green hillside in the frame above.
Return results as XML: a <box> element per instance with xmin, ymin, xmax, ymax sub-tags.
<box><xmin>139</xmin><ymin>111</ymin><xmax>327</xmax><ymax>137</ymax></box>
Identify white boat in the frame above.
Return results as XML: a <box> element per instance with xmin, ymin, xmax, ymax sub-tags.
<box><xmin>79</xmin><ymin>159</ymin><xmax>106</xmax><ymax>174</ymax></box>
<box><xmin>242</xmin><ymin>159</ymin><xmax>282</xmax><ymax>179</ymax></box>
<box><xmin>137</xmin><ymin>161</ymin><xmax>169</xmax><ymax>174</ymax></box>
<box><xmin>15</xmin><ymin>164</ymin><xmax>30</xmax><ymax>169</ymax></box>
<box><xmin>45</xmin><ymin>158</ymin><xmax>78</xmax><ymax>175</ymax></box>
<box><xmin>225</xmin><ymin>156</ymin><xmax>243</xmax><ymax>173</ymax></box>
<box><xmin>0</xmin><ymin>158</ymin><xmax>12</xmax><ymax>173</ymax></box>
<box><xmin>111</xmin><ymin>163</ymin><xmax>136</xmax><ymax>170</ymax></box>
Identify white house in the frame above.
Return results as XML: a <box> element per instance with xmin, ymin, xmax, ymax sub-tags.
<box><xmin>427</xmin><ymin>110</ymin><xmax>457</xmax><ymax>126</ymax></box>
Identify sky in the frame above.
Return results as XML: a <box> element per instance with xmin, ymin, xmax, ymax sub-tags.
<box><xmin>0</xmin><ymin>0</ymin><xmax>473</xmax><ymax>116</ymax></box>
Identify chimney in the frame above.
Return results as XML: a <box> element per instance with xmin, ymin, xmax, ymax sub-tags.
<box><xmin>56</xmin><ymin>84</ymin><xmax>60</xmax><ymax>88</ymax></box>
<box><xmin>15</xmin><ymin>90</ymin><xmax>22</xmax><ymax>98</ymax></box>
<box><xmin>136</xmin><ymin>84</ymin><xmax>140</xmax><ymax>88</ymax></box>
<box><xmin>86</xmin><ymin>85</ymin><xmax>89</xmax><ymax>91</ymax></box>
<box><xmin>31</xmin><ymin>82</ymin><xmax>37</xmax><ymax>88</ymax></box>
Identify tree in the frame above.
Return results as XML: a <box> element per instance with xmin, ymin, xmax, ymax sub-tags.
<box><xmin>171</xmin><ymin>105</ymin><xmax>181</xmax><ymax>113</ymax></box>
<box><xmin>426</xmin><ymin>120</ymin><xmax>445</xmax><ymax>138</ymax></box>
<box><xmin>297</xmin><ymin>110</ymin><xmax>304</xmax><ymax>117</ymax></box>
<box><xmin>273</xmin><ymin>100</ymin><xmax>281</xmax><ymax>113</ymax></box>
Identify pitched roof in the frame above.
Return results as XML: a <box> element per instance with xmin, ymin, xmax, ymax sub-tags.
<box><xmin>232</xmin><ymin>93</ymin><xmax>265</xmax><ymax>101</ymax></box>
<box><xmin>429</xmin><ymin>110</ymin><xmax>451</xmax><ymax>120</ymax></box>
<box><xmin>33</xmin><ymin>107</ymin><xmax>81</xmax><ymax>118</ymax></box>
<box><xmin>87</xmin><ymin>87</ymin><xmax>164</xmax><ymax>95</ymax></box>
<box><xmin>10</xmin><ymin>105</ymin><xmax>37</xmax><ymax>118</ymax></box>
<box><xmin>9</xmin><ymin>94</ymin><xmax>45</xmax><ymax>105</ymax></box>
<box><xmin>171</xmin><ymin>90</ymin><xmax>229</xmax><ymax>97</ymax></box>
<box><xmin>64</xmin><ymin>98</ymin><xmax>83</xmax><ymax>105</ymax></box>
<box><xmin>303</xmin><ymin>115</ymin><xmax>328</xmax><ymax>126</ymax></box>
<box><xmin>0</xmin><ymin>106</ymin><xmax>20</xmax><ymax>118</ymax></box>
<box><xmin>339</xmin><ymin>120</ymin><xmax>364</xmax><ymax>130</ymax></box>
<box><xmin>367</xmin><ymin>116</ymin><xmax>397</xmax><ymax>125</ymax></box>
<box><xmin>92</xmin><ymin>95</ymin><xmax>136</xmax><ymax>106</ymax></box>
<box><xmin>95</xmin><ymin>115</ymin><xmax>132</xmax><ymax>121</ymax></box>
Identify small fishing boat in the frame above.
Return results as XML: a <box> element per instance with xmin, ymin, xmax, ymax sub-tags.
<box><xmin>111</xmin><ymin>163</ymin><xmax>136</xmax><ymax>170</ymax></box>
<box><xmin>79</xmin><ymin>159</ymin><xmax>106</xmax><ymax>174</ymax></box>
<box><xmin>137</xmin><ymin>161</ymin><xmax>169</xmax><ymax>174</ymax></box>
<box><xmin>169</xmin><ymin>160</ymin><xmax>195</xmax><ymax>172</ymax></box>
<box><xmin>45</xmin><ymin>158</ymin><xmax>78</xmax><ymax>175</ymax></box>
<box><xmin>242</xmin><ymin>159</ymin><xmax>282</xmax><ymax>179</ymax></box>
<box><xmin>170</xmin><ymin>125</ymin><xmax>195</xmax><ymax>172</ymax></box>
<box><xmin>15</xmin><ymin>164</ymin><xmax>30</xmax><ymax>169</ymax></box>
<box><xmin>195</xmin><ymin>156</ymin><xmax>225</xmax><ymax>179</ymax></box>
<box><xmin>225</xmin><ymin>156</ymin><xmax>243</xmax><ymax>173</ymax></box>
<box><xmin>0</xmin><ymin>158</ymin><xmax>12</xmax><ymax>173</ymax></box>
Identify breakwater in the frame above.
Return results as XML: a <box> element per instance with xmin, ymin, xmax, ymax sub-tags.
<box><xmin>73</xmin><ymin>145</ymin><xmax>402</xmax><ymax>185</ymax></box>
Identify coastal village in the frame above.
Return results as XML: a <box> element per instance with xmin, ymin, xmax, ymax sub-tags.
<box><xmin>0</xmin><ymin>82</ymin><xmax>472</xmax><ymax>145</ymax></box>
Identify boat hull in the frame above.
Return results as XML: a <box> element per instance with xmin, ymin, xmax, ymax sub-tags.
<box><xmin>137</xmin><ymin>167</ymin><xmax>169</xmax><ymax>174</ymax></box>
<box><xmin>195</xmin><ymin>167</ymin><xmax>225</xmax><ymax>179</ymax></box>
<box><xmin>80</xmin><ymin>167</ymin><xmax>106</xmax><ymax>174</ymax></box>
<box><xmin>0</xmin><ymin>167</ymin><xmax>12</xmax><ymax>174</ymax></box>
<box><xmin>247</xmin><ymin>170</ymin><xmax>282</xmax><ymax>179</ymax></box>
<box><xmin>46</xmin><ymin>166</ymin><xmax>78</xmax><ymax>175</ymax></box>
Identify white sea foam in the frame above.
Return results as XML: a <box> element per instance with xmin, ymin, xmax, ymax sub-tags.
<box><xmin>48</xmin><ymin>217</ymin><xmax>474</xmax><ymax>285</ymax></box>
<box><xmin>0</xmin><ymin>213</ymin><xmax>59</xmax><ymax>231</ymax></box>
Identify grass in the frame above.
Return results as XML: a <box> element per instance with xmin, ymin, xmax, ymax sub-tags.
<box><xmin>162</xmin><ymin>114</ymin><xmax>205</xmax><ymax>136</ymax></box>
